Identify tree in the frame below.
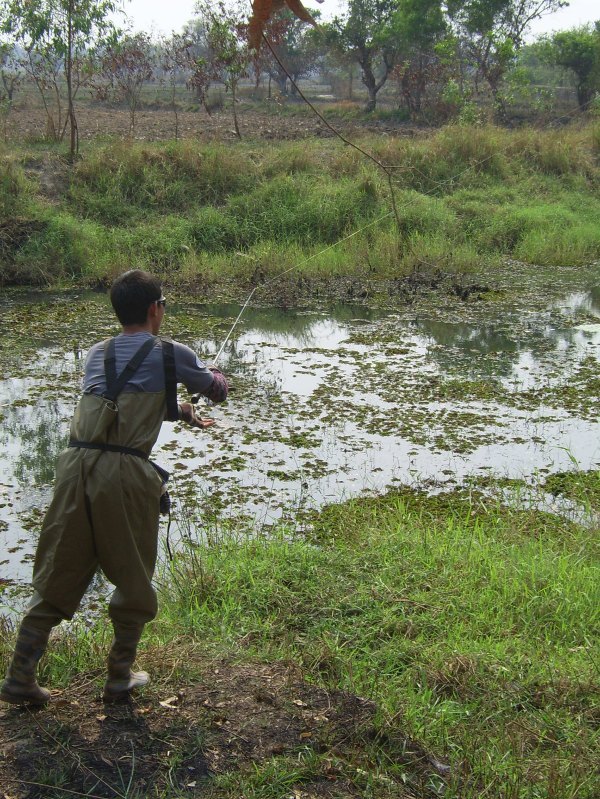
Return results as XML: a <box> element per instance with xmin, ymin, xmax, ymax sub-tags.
<box><xmin>95</xmin><ymin>33</ymin><xmax>155</xmax><ymax>136</ymax></box>
<box><xmin>195</xmin><ymin>1</ymin><xmax>251</xmax><ymax>137</ymax></box>
<box><xmin>536</xmin><ymin>23</ymin><xmax>600</xmax><ymax>110</ymax></box>
<box><xmin>159</xmin><ymin>33</ymin><xmax>197</xmax><ymax>138</ymax></box>
<box><xmin>260</xmin><ymin>8</ymin><xmax>321</xmax><ymax>95</ymax></box>
<box><xmin>0</xmin><ymin>41</ymin><xmax>20</xmax><ymax>102</ymax></box>
<box><xmin>320</xmin><ymin>42</ymin><xmax>360</xmax><ymax>100</ymax></box>
<box><xmin>391</xmin><ymin>0</ymin><xmax>447</xmax><ymax>116</ymax></box>
<box><xmin>322</xmin><ymin>0</ymin><xmax>401</xmax><ymax>112</ymax></box>
<box><xmin>0</xmin><ymin>41</ymin><xmax>21</xmax><ymax>139</ymax></box>
<box><xmin>446</xmin><ymin>0</ymin><xmax>567</xmax><ymax>116</ymax></box>
<box><xmin>0</xmin><ymin>0</ymin><xmax>120</xmax><ymax>157</ymax></box>
<box><xmin>178</xmin><ymin>19</ymin><xmax>212</xmax><ymax>108</ymax></box>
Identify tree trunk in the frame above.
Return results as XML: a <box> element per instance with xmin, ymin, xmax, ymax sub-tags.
<box><xmin>490</xmin><ymin>81</ymin><xmax>506</xmax><ymax>121</ymax></box>
<box><xmin>129</xmin><ymin>97</ymin><xmax>137</xmax><ymax>136</ymax></box>
<box><xmin>66</xmin><ymin>1</ymin><xmax>78</xmax><ymax>158</ymax></box>
<box><xmin>577</xmin><ymin>82</ymin><xmax>594</xmax><ymax>111</ymax></box>
<box><xmin>275</xmin><ymin>73</ymin><xmax>288</xmax><ymax>95</ymax></box>
<box><xmin>171</xmin><ymin>85</ymin><xmax>179</xmax><ymax>139</ymax></box>
<box><xmin>231</xmin><ymin>81</ymin><xmax>241</xmax><ymax>138</ymax></box>
<box><xmin>360</xmin><ymin>53</ymin><xmax>389</xmax><ymax>113</ymax></box>
<box><xmin>361</xmin><ymin>63</ymin><xmax>378</xmax><ymax>113</ymax></box>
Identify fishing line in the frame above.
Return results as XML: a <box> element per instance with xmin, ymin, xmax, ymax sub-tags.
<box><xmin>205</xmin><ymin>31</ymin><xmax>594</xmax><ymax>368</ymax></box>
<box><xmin>211</xmin><ymin>208</ymin><xmax>395</xmax><ymax>365</ymax></box>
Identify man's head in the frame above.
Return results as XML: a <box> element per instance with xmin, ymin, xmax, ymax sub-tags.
<box><xmin>110</xmin><ymin>270</ymin><xmax>164</xmax><ymax>327</ymax></box>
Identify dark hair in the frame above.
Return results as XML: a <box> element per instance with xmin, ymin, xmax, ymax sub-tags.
<box><xmin>110</xmin><ymin>270</ymin><xmax>162</xmax><ymax>325</ymax></box>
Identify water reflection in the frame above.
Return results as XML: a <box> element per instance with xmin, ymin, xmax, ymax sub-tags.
<box><xmin>2</xmin><ymin>403</ymin><xmax>68</xmax><ymax>486</ymax></box>
<box><xmin>559</xmin><ymin>287</ymin><xmax>600</xmax><ymax>317</ymax></box>
<box><xmin>415</xmin><ymin>319</ymin><xmax>518</xmax><ymax>354</ymax></box>
<box><xmin>1</xmin><ymin>287</ymin><xmax>600</xmax><ymax>592</ymax></box>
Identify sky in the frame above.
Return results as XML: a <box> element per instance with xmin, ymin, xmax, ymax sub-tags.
<box><xmin>118</xmin><ymin>0</ymin><xmax>599</xmax><ymax>38</ymax></box>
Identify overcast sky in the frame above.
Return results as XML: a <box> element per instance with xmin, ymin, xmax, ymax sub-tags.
<box><xmin>118</xmin><ymin>0</ymin><xmax>598</xmax><ymax>38</ymax></box>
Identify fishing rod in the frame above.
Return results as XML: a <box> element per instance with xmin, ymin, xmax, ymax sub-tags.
<box><xmin>190</xmin><ymin>30</ymin><xmax>595</xmax><ymax>402</ymax></box>
<box><xmin>188</xmin><ymin>207</ymin><xmax>395</xmax><ymax>406</ymax></box>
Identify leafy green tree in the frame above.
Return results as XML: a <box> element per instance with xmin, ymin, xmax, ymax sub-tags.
<box><xmin>0</xmin><ymin>0</ymin><xmax>120</xmax><ymax>157</ymax></box>
<box><xmin>536</xmin><ymin>23</ymin><xmax>600</xmax><ymax>110</ymax></box>
<box><xmin>392</xmin><ymin>0</ymin><xmax>447</xmax><ymax>115</ymax></box>
<box><xmin>446</xmin><ymin>0</ymin><xmax>566</xmax><ymax>116</ymax></box>
<box><xmin>322</xmin><ymin>0</ymin><xmax>401</xmax><ymax>112</ymax></box>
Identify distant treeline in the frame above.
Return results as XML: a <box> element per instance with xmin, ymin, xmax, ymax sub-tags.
<box><xmin>0</xmin><ymin>1</ymin><xmax>599</xmax><ymax>154</ymax></box>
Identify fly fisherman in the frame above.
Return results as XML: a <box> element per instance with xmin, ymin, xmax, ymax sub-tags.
<box><xmin>1</xmin><ymin>269</ymin><xmax>228</xmax><ymax>706</ymax></box>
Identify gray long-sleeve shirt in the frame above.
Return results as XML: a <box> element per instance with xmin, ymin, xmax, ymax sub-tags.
<box><xmin>83</xmin><ymin>333</ymin><xmax>215</xmax><ymax>398</ymax></box>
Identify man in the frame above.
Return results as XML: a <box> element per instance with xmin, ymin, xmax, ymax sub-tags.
<box><xmin>1</xmin><ymin>269</ymin><xmax>228</xmax><ymax>705</ymax></box>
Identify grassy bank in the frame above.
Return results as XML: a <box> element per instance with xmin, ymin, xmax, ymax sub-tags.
<box><xmin>2</xmin><ymin>482</ymin><xmax>598</xmax><ymax>797</ymax></box>
<box><xmin>0</xmin><ymin>122</ymin><xmax>599</xmax><ymax>294</ymax></box>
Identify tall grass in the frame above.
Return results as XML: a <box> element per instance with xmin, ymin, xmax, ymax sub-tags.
<box><xmin>1</xmin><ymin>123</ymin><xmax>599</xmax><ymax>287</ymax></box>
<box><xmin>148</xmin><ymin>486</ymin><xmax>599</xmax><ymax>798</ymax></box>
<box><xmin>0</xmin><ymin>156</ymin><xmax>30</xmax><ymax>217</ymax></box>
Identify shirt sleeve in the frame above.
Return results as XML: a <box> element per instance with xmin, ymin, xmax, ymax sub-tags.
<box><xmin>173</xmin><ymin>341</ymin><xmax>228</xmax><ymax>402</ymax></box>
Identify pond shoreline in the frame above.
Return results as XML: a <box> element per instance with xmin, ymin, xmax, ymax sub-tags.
<box><xmin>2</xmin><ymin>260</ymin><xmax>600</xmax><ymax>594</ymax></box>
<box><xmin>1</xmin><ymin>482</ymin><xmax>598</xmax><ymax>798</ymax></box>
<box><xmin>1</xmin><ymin>267</ymin><xmax>599</xmax><ymax>797</ymax></box>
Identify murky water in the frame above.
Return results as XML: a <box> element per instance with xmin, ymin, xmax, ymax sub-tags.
<box><xmin>1</xmin><ymin>268</ymin><xmax>600</xmax><ymax>601</ymax></box>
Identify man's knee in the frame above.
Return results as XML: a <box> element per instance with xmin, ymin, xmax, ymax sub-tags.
<box><xmin>22</xmin><ymin>591</ymin><xmax>66</xmax><ymax>633</ymax></box>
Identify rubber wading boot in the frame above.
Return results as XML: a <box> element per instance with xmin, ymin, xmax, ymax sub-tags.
<box><xmin>103</xmin><ymin>625</ymin><xmax>149</xmax><ymax>702</ymax></box>
<box><xmin>0</xmin><ymin>625</ymin><xmax>51</xmax><ymax>706</ymax></box>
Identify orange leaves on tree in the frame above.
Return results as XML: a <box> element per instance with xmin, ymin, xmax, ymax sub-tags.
<box><xmin>248</xmin><ymin>0</ymin><xmax>322</xmax><ymax>51</ymax></box>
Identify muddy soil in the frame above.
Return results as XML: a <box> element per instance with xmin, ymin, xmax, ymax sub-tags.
<box><xmin>0</xmin><ymin>658</ymin><xmax>445</xmax><ymax>798</ymax></box>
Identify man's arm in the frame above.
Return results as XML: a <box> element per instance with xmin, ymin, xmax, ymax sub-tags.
<box><xmin>174</xmin><ymin>341</ymin><xmax>228</xmax><ymax>400</ymax></box>
<box><xmin>173</xmin><ymin>341</ymin><xmax>229</xmax><ymax>428</ymax></box>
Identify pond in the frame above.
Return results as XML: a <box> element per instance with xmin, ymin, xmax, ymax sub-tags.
<box><xmin>1</xmin><ymin>264</ymin><xmax>600</xmax><ymax>606</ymax></box>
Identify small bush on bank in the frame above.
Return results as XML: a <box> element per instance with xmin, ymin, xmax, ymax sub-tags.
<box><xmin>515</xmin><ymin>221</ymin><xmax>600</xmax><ymax>266</ymax></box>
<box><xmin>226</xmin><ymin>174</ymin><xmax>381</xmax><ymax>248</ymax></box>
<box><xmin>478</xmin><ymin>202</ymin><xmax>579</xmax><ymax>252</ymax></box>
<box><xmin>69</xmin><ymin>140</ymin><xmax>259</xmax><ymax>223</ymax></box>
<box><xmin>15</xmin><ymin>214</ymin><xmax>104</xmax><ymax>282</ymax></box>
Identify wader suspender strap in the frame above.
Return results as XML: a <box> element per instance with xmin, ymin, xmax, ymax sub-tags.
<box><xmin>68</xmin><ymin>336</ymin><xmax>159</xmax><ymax>459</ymax></box>
<box><xmin>160</xmin><ymin>337</ymin><xmax>179</xmax><ymax>422</ymax></box>
<box><xmin>103</xmin><ymin>336</ymin><xmax>157</xmax><ymax>403</ymax></box>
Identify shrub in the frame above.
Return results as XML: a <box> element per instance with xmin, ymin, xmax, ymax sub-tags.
<box><xmin>69</xmin><ymin>141</ymin><xmax>258</xmax><ymax>223</ymax></box>
<box><xmin>0</xmin><ymin>158</ymin><xmax>29</xmax><ymax>217</ymax></box>
<box><xmin>15</xmin><ymin>214</ymin><xmax>103</xmax><ymax>281</ymax></box>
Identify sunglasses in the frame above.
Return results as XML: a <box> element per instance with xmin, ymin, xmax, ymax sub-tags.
<box><xmin>155</xmin><ymin>297</ymin><xmax>167</xmax><ymax>307</ymax></box>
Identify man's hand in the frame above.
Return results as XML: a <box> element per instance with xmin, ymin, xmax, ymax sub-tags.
<box><xmin>178</xmin><ymin>402</ymin><xmax>216</xmax><ymax>429</ymax></box>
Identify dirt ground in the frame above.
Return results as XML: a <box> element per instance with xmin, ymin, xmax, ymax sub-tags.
<box><xmin>0</xmin><ymin>658</ymin><xmax>447</xmax><ymax>798</ymax></box>
<box><xmin>5</xmin><ymin>102</ymin><xmax>416</xmax><ymax>145</ymax></box>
